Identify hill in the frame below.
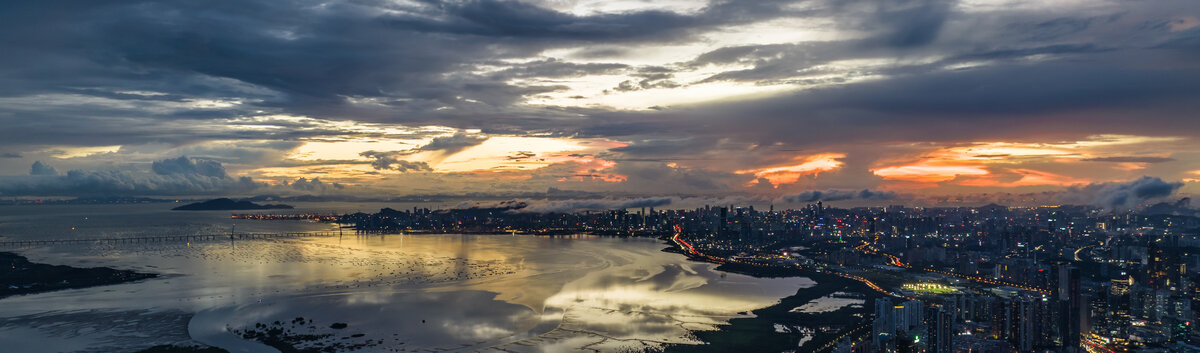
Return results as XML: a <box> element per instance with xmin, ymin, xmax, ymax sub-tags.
<box><xmin>172</xmin><ymin>198</ymin><xmax>294</xmax><ymax>211</ymax></box>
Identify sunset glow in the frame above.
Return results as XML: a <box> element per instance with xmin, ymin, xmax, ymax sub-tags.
<box><xmin>872</xmin><ymin>161</ymin><xmax>990</xmax><ymax>184</ymax></box>
<box><xmin>739</xmin><ymin>153</ymin><xmax>846</xmax><ymax>185</ymax></box>
<box><xmin>0</xmin><ymin>0</ymin><xmax>1195</xmax><ymax>204</ymax></box>
<box><xmin>4</xmin><ymin>2</ymin><xmax>1200</xmax><ymax>353</ymax></box>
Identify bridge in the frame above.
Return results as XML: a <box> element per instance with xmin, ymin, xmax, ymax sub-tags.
<box><xmin>0</xmin><ymin>231</ymin><xmax>349</xmax><ymax>249</ymax></box>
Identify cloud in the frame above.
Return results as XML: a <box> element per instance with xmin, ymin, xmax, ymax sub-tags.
<box><xmin>289</xmin><ymin>177</ymin><xmax>344</xmax><ymax>193</ymax></box>
<box><xmin>1082</xmin><ymin>156</ymin><xmax>1175</xmax><ymax>163</ymax></box>
<box><xmin>359</xmin><ymin>151</ymin><xmax>434</xmax><ymax>172</ymax></box>
<box><xmin>489</xmin><ymin>58</ymin><xmax>629</xmax><ymax>79</ymax></box>
<box><xmin>417</xmin><ymin>133</ymin><xmax>489</xmax><ymax>155</ymax></box>
<box><xmin>1</xmin><ymin>0</ymin><xmax>1199</xmax><ymax>201</ymax></box>
<box><xmin>866</xmin><ymin>0</ymin><xmax>953</xmax><ymax>48</ymax></box>
<box><xmin>514</xmin><ymin>197</ymin><xmax>674</xmax><ymax>213</ymax></box>
<box><xmin>151</xmin><ymin>156</ymin><xmax>228</xmax><ymax>178</ymax></box>
<box><xmin>739</xmin><ymin>153</ymin><xmax>845</xmax><ymax>185</ymax></box>
<box><xmin>782</xmin><ymin>189</ymin><xmax>897</xmax><ymax>203</ymax></box>
<box><xmin>1057</xmin><ymin>176</ymin><xmax>1184</xmax><ymax>210</ymax></box>
<box><xmin>30</xmin><ymin>161</ymin><xmax>58</xmax><ymax>176</ymax></box>
<box><xmin>0</xmin><ymin>157</ymin><xmax>261</xmax><ymax>196</ymax></box>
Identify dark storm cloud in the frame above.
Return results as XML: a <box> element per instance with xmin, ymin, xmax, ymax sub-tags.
<box><xmin>783</xmin><ymin>65</ymin><xmax>1198</xmax><ymax>116</ymax></box>
<box><xmin>611</xmin><ymin>161</ymin><xmax>742</xmax><ymax>192</ymax></box>
<box><xmin>586</xmin><ymin>62</ymin><xmax>1200</xmax><ymax>147</ymax></box>
<box><xmin>1057</xmin><ymin>176</ymin><xmax>1184</xmax><ymax>210</ymax></box>
<box><xmin>515</xmin><ymin>197</ymin><xmax>673</xmax><ymax>213</ymax></box>
<box><xmin>3</xmin><ymin>0</ymin><xmax>1193</xmax><ymax>149</ymax></box>
<box><xmin>1082</xmin><ymin>156</ymin><xmax>1176</xmax><ymax>163</ymax></box>
<box><xmin>1</xmin><ymin>0</ymin><xmax>1198</xmax><ymax>200</ymax></box>
<box><xmin>289</xmin><ymin>177</ymin><xmax>344</xmax><ymax>193</ymax></box>
<box><xmin>0</xmin><ymin>0</ymin><xmax>804</xmax><ymax>144</ymax></box>
<box><xmin>30</xmin><ymin>161</ymin><xmax>58</xmax><ymax>176</ymax></box>
<box><xmin>782</xmin><ymin>189</ymin><xmax>897</xmax><ymax>203</ymax></box>
<box><xmin>417</xmin><ymin>133</ymin><xmax>489</xmax><ymax>154</ymax></box>
<box><xmin>389</xmin><ymin>0</ymin><xmax>699</xmax><ymax>41</ymax></box>
<box><xmin>610</xmin><ymin>74</ymin><xmax>682</xmax><ymax>92</ymax></box>
<box><xmin>152</xmin><ymin>156</ymin><xmax>228</xmax><ymax>178</ymax></box>
<box><xmin>609</xmin><ymin>138</ymin><xmax>721</xmax><ymax>158</ymax></box>
<box><xmin>359</xmin><ymin>151</ymin><xmax>434</xmax><ymax>172</ymax></box>
<box><xmin>1</xmin><ymin>152</ymin><xmax>20</xmax><ymax>158</ymax></box>
<box><xmin>488</xmin><ymin>58</ymin><xmax>629</xmax><ymax>79</ymax></box>
<box><xmin>690</xmin><ymin>42</ymin><xmax>854</xmax><ymax>84</ymax></box>
<box><xmin>1007</xmin><ymin>15</ymin><xmax>1116</xmax><ymax>42</ymax></box>
<box><xmin>0</xmin><ymin>158</ymin><xmax>261</xmax><ymax>196</ymax></box>
<box><xmin>868</xmin><ymin>0</ymin><xmax>953</xmax><ymax>48</ymax></box>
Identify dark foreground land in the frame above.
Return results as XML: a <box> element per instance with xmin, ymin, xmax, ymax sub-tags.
<box><xmin>134</xmin><ymin>345</ymin><xmax>229</xmax><ymax>353</ymax></box>
<box><xmin>663</xmin><ymin>270</ymin><xmax>878</xmax><ymax>353</ymax></box>
<box><xmin>0</xmin><ymin>251</ymin><xmax>156</xmax><ymax>299</ymax></box>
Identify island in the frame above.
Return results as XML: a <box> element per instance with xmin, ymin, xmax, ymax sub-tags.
<box><xmin>172</xmin><ymin>198</ymin><xmax>294</xmax><ymax>211</ymax></box>
<box><xmin>1</xmin><ymin>252</ymin><xmax>157</xmax><ymax>299</ymax></box>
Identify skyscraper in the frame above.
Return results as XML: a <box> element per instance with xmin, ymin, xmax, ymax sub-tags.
<box><xmin>1006</xmin><ymin>296</ymin><xmax>1034</xmax><ymax>352</ymax></box>
<box><xmin>1058</xmin><ymin>266</ymin><xmax>1082</xmax><ymax>352</ymax></box>
<box><xmin>874</xmin><ymin>298</ymin><xmax>896</xmax><ymax>350</ymax></box>
<box><xmin>927</xmin><ymin>307</ymin><xmax>954</xmax><ymax>353</ymax></box>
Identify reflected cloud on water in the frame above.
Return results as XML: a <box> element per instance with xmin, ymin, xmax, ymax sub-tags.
<box><xmin>0</xmin><ymin>206</ymin><xmax>817</xmax><ymax>352</ymax></box>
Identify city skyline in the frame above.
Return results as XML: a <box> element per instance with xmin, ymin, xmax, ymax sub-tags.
<box><xmin>2</xmin><ymin>0</ymin><xmax>1199</xmax><ymax>208</ymax></box>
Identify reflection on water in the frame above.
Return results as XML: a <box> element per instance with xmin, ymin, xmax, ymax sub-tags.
<box><xmin>0</xmin><ymin>205</ymin><xmax>817</xmax><ymax>352</ymax></box>
<box><xmin>213</xmin><ymin>290</ymin><xmax>540</xmax><ymax>352</ymax></box>
<box><xmin>788</xmin><ymin>292</ymin><xmax>866</xmax><ymax>314</ymax></box>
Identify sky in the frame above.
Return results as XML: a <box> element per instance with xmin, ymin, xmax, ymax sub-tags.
<box><xmin>1</xmin><ymin>0</ymin><xmax>1198</xmax><ymax>208</ymax></box>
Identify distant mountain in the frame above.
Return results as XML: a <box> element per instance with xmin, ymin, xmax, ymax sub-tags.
<box><xmin>172</xmin><ymin>198</ymin><xmax>294</xmax><ymax>211</ymax></box>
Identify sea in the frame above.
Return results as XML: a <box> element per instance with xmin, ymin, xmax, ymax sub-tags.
<box><xmin>0</xmin><ymin>203</ymin><xmax>860</xmax><ymax>353</ymax></box>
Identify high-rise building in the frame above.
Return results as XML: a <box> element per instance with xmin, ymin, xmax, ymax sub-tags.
<box><xmin>874</xmin><ymin>298</ymin><xmax>896</xmax><ymax>350</ymax></box>
<box><xmin>1090</xmin><ymin>285</ymin><xmax>1109</xmax><ymax>336</ymax></box>
<box><xmin>1006</xmin><ymin>296</ymin><xmax>1035</xmax><ymax>352</ymax></box>
<box><xmin>927</xmin><ymin>307</ymin><xmax>954</xmax><ymax>353</ymax></box>
<box><xmin>894</xmin><ymin>300</ymin><xmax>923</xmax><ymax>333</ymax></box>
<box><xmin>719</xmin><ymin>207</ymin><xmax>728</xmax><ymax>238</ymax></box>
<box><xmin>1058</xmin><ymin>266</ymin><xmax>1082</xmax><ymax>352</ymax></box>
<box><xmin>1108</xmin><ymin>280</ymin><xmax>1132</xmax><ymax>337</ymax></box>
<box><xmin>1147</xmin><ymin>241</ymin><xmax>1167</xmax><ymax>289</ymax></box>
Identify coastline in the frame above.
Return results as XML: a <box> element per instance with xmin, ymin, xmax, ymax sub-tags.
<box><xmin>660</xmin><ymin>236</ymin><xmax>882</xmax><ymax>352</ymax></box>
<box><xmin>0</xmin><ymin>251</ymin><xmax>157</xmax><ymax>299</ymax></box>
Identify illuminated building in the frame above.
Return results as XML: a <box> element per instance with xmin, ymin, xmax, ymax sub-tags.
<box><xmin>1058</xmin><ymin>266</ymin><xmax>1082</xmax><ymax>352</ymax></box>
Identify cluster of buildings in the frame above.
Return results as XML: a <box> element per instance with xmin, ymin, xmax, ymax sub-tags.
<box><xmin>329</xmin><ymin>200</ymin><xmax>1200</xmax><ymax>352</ymax></box>
<box><xmin>831</xmin><ymin>258</ymin><xmax>1198</xmax><ymax>353</ymax></box>
<box><xmin>793</xmin><ymin>205</ymin><xmax>1199</xmax><ymax>353</ymax></box>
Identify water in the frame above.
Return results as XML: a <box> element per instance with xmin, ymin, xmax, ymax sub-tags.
<box><xmin>0</xmin><ymin>204</ymin><xmax>820</xmax><ymax>353</ymax></box>
<box><xmin>788</xmin><ymin>292</ymin><xmax>866</xmax><ymax>314</ymax></box>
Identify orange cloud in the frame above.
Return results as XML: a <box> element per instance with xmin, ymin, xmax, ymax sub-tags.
<box><xmin>1008</xmin><ymin>169</ymin><xmax>1089</xmax><ymax>186</ymax></box>
<box><xmin>872</xmin><ymin>160</ymin><xmax>989</xmax><ymax>183</ymax></box>
<box><xmin>1184</xmin><ymin>170</ymin><xmax>1200</xmax><ymax>183</ymax></box>
<box><xmin>1114</xmin><ymin>162</ymin><xmax>1148</xmax><ymax>171</ymax></box>
<box><xmin>957</xmin><ymin>168</ymin><xmax>1090</xmax><ymax>187</ymax></box>
<box><xmin>468</xmin><ymin>154</ymin><xmax>627</xmax><ymax>183</ymax></box>
<box><xmin>872</xmin><ymin>134</ymin><xmax>1181</xmax><ymax>186</ymax></box>
<box><xmin>544</xmin><ymin>154</ymin><xmax>627</xmax><ymax>183</ymax></box>
<box><xmin>467</xmin><ymin>170</ymin><xmax>535</xmax><ymax>181</ymax></box>
<box><xmin>737</xmin><ymin>153</ymin><xmax>845</xmax><ymax>185</ymax></box>
<box><xmin>931</xmin><ymin>143</ymin><xmax>1073</xmax><ymax>162</ymax></box>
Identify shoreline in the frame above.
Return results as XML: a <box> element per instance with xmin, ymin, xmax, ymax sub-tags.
<box><xmin>659</xmin><ymin>236</ymin><xmax>883</xmax><ymax>352</ymax></box>
<box><xmin>0</xmin><ymin>251</ymin><xmax>157</xmax><ymax>299</ymax></box>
